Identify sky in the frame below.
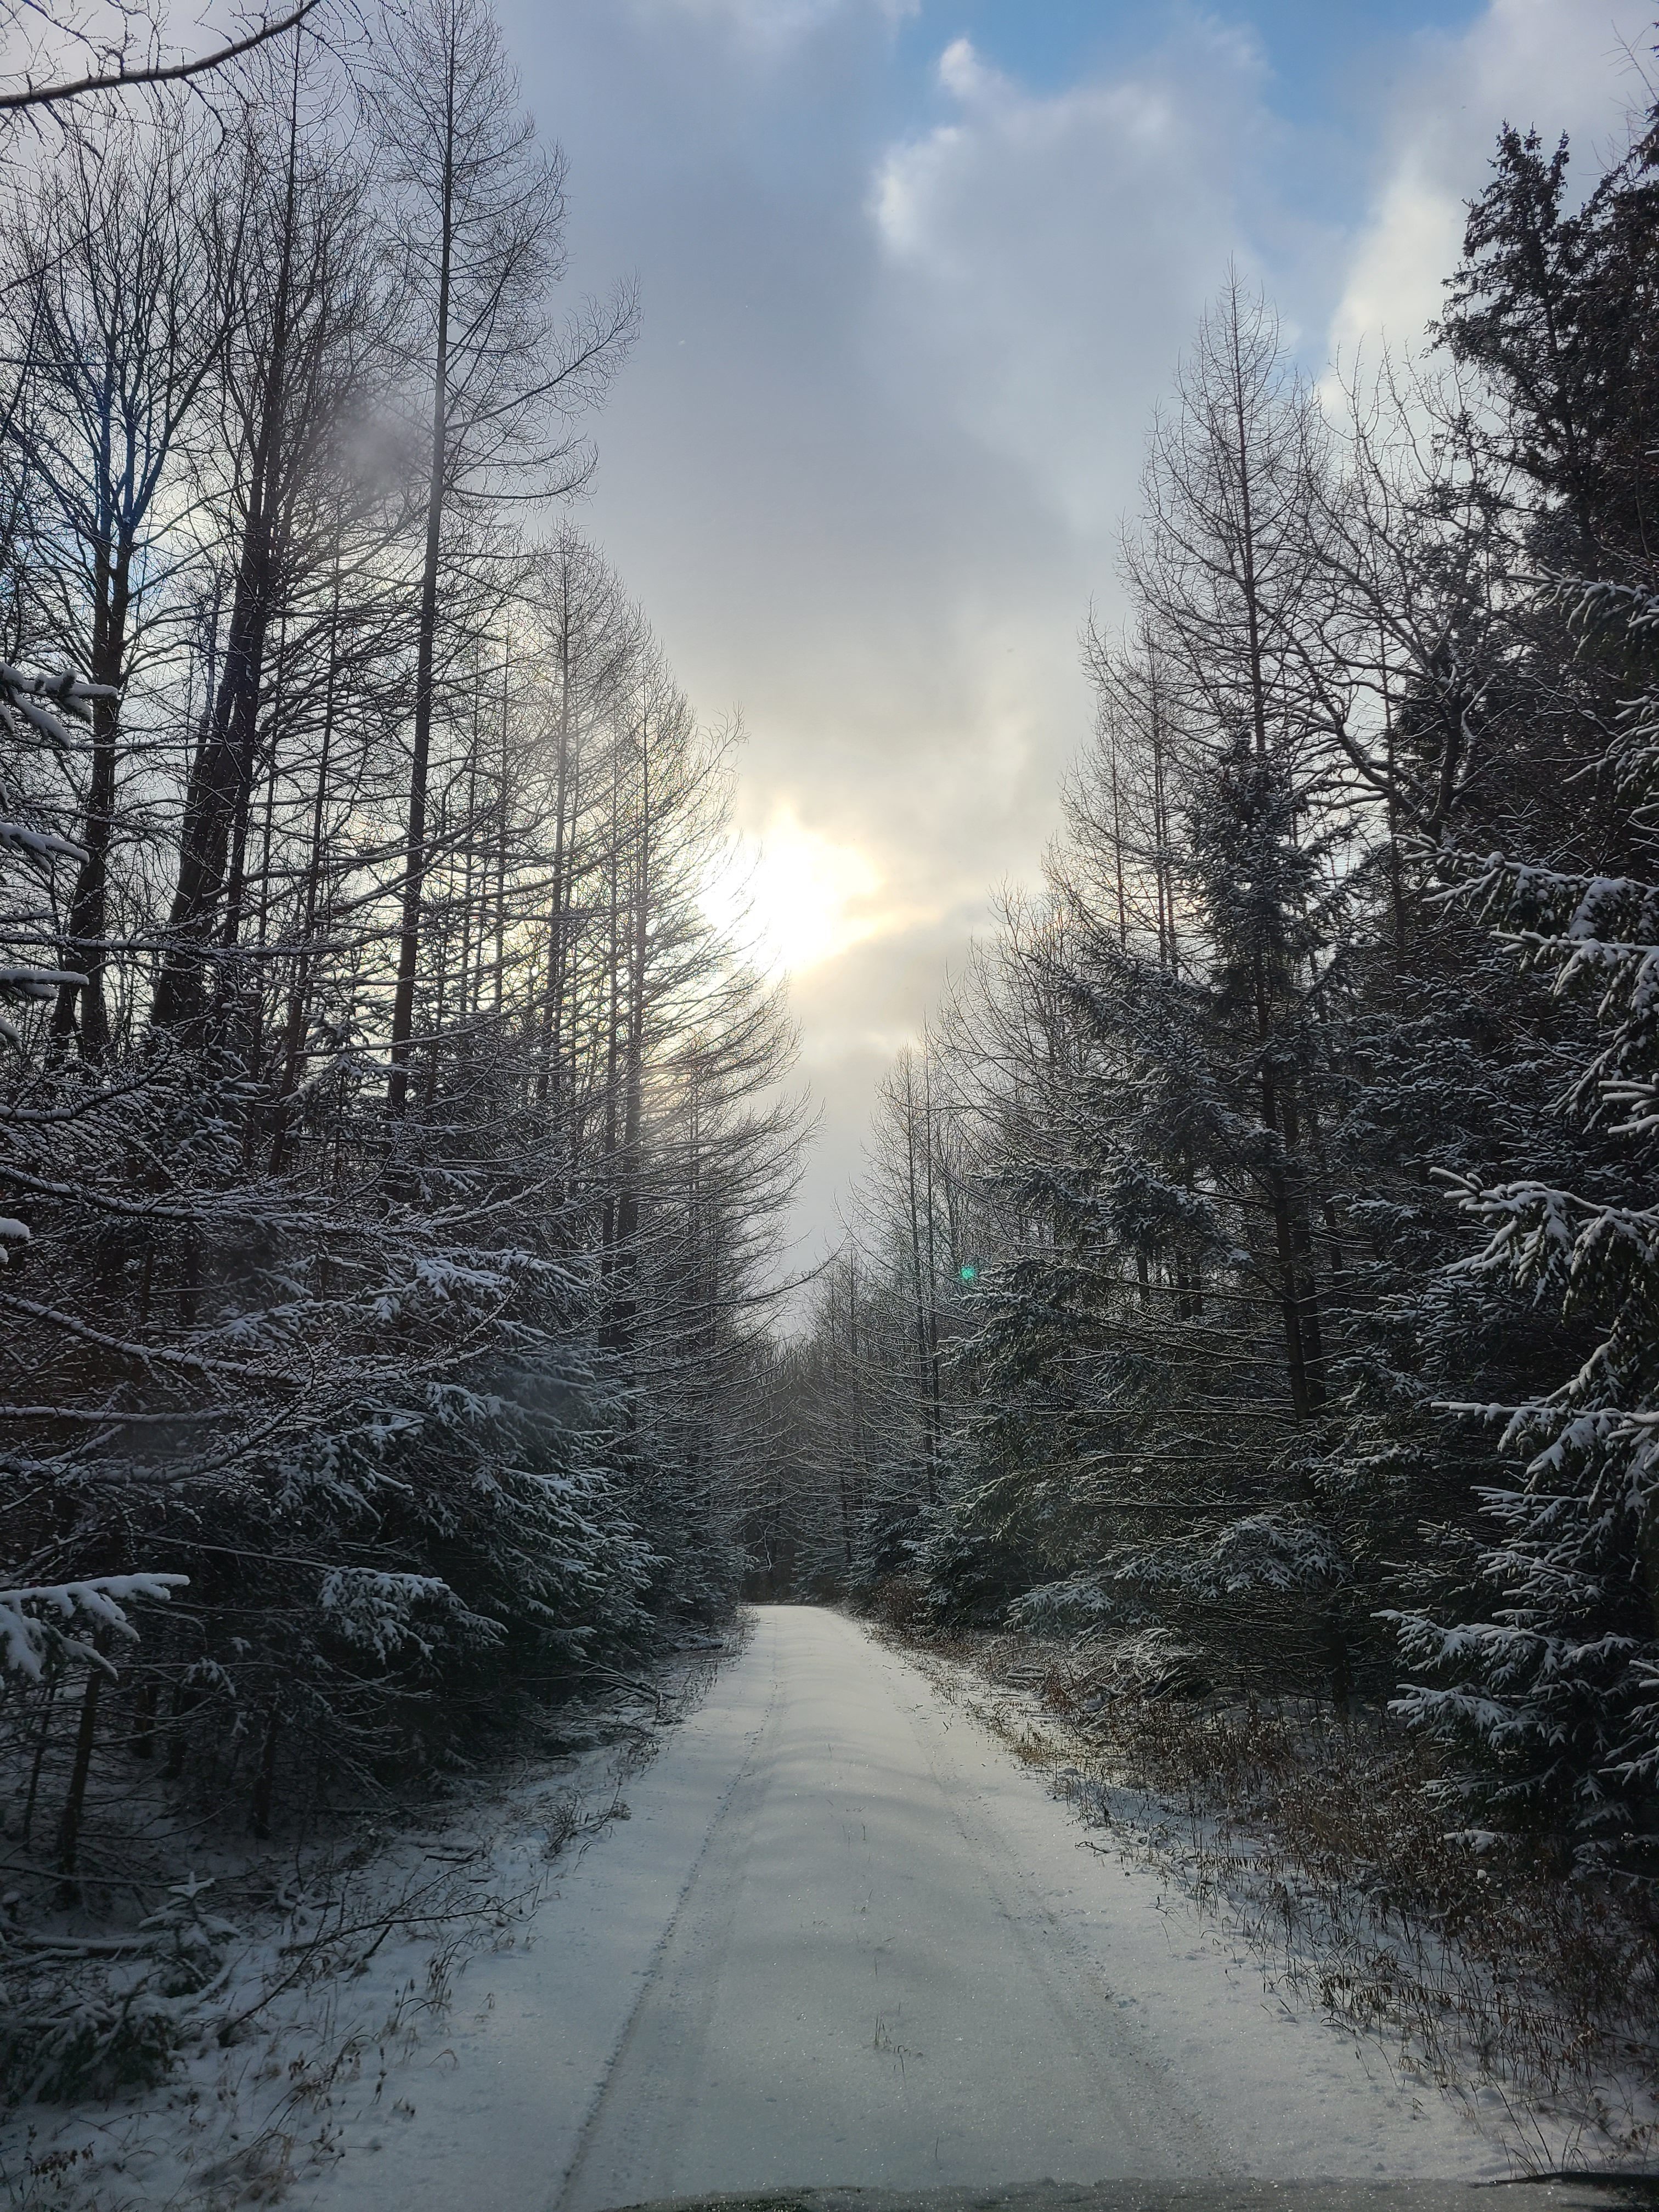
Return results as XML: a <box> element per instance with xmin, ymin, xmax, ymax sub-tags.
<box><xmin>495</xmin><ymin>0</ymin><xmax>1654</xmax><ymax>1285</ymax></box>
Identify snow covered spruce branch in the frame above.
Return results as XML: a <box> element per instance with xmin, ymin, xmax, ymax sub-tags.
<box><xmin>1386</xmin><ymin>577</ymin><xmax>1659</xmax><ymax>1863</ymax></box>
<box><xmin>0</xmin><ymin>1575</ymin><xmax>187</xmax><ymax>1679</ymax></box>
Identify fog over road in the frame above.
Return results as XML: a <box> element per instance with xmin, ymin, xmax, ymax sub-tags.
<box><xmin>315</xmin><ymin>1607</ymin><xmax>1490</xmax><ymax>2212</ymax></box>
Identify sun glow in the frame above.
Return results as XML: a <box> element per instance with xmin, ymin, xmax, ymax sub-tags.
<box><xmin>705</xmin><ymin>808</ymin><xmax>883</xmax><ymax>977</ymax></box>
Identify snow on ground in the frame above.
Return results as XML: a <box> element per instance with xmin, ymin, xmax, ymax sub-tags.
<box><xmin>0</xmin><ymin>1639</ymin><xmax>736</xmax><ymax>2212</ymax></box>
<box><xmin>896</xmin><ymin>1626</ymin><xmax>1657</xmax><ymax>2175</ymax></box>
<box><xmin>320</xmin><ymin>1607</ymin><xmax>1494</xmax><ymax>2208</ymax></box>
<box><xmin>7</xmin><ymin>1609</ymin><xmax>1504</xmax><ymax>2212</ymax></box>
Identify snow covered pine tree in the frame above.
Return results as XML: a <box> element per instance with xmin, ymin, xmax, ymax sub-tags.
<box><xmin>1390</xmin><ymin>578</ymin><xmax>1659</xmax><ymax>1869</ymax></box>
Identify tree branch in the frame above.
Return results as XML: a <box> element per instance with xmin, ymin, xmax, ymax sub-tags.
<box><xmin>0</xmin><ymin>0</ymin><xmax>323</xmax><ymax>114</ymax></box>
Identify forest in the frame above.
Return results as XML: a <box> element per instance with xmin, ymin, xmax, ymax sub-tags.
<box><xmin>755</xmin><ymin>94</ymin><xmax>1659</xmax><ymax>1886</ymax></box>
<box><xmin>0</xmin><ymin>0</ymin><xmax>804</xmax><ymax>1960</ymax></box>
<box><xmin>2</xmin><ymin>0</ymin><xmax>1658</xmax><ymax>2155</ymax></box>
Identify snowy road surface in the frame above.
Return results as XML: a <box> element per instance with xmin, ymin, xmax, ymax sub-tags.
<box><xmin>311</xmin><ymin>1606</ymin><xmax>1491</xmax><ymax>2212</ymax></box>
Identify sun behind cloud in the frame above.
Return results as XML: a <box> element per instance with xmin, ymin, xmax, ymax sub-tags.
<box><xmin>704</xmin><ymin>806</ymin><xmax>883</xmax><ymax>977</ymax></box>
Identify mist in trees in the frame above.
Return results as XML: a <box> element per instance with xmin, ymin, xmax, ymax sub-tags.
<box><xmin>0</xmin><ymin>6</ymin><xmax>804</xmax><ymax>1898</ymax></box>
<box><xmin>760</xmin><ymin>76</ymin><xmax>1659</xmax><ymax>1882</ymax></box>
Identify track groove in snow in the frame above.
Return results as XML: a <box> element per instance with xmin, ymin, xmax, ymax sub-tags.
<box><xmin>555</xmin><ymin>1617</ymin><xmax>787</xmax><ymax>2204</ymax></box>
<box><xmin>305</xmin><ymin>1607</ymin><xmax>1494</xmax><ymax>2212</ymax></box>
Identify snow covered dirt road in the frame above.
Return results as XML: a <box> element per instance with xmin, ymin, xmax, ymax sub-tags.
<box><xmin>311</xmin><ymin>1606</ymin><xmax>1490</xmax><ymax>2212</ymax></box>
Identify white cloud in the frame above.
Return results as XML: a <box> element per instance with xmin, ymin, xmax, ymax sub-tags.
<box><xmin>867</xmin><ymin>25</ymin><xmax>1291</xmax><ymax>535</ymax></box>
<box><xmin>638</xmin><ymin>0</ymin><xmax>913</xmax><ymax>55</ymax></box>
<box><xmin>501</xmin><ymin>0</ymin><xmax>1651</xmax><ymax>1278</ymax></box>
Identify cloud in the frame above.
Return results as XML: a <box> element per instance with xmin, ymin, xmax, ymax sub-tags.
<box><xmin>868</xmin><ymin>25</ymin><xmax>1291</xmax><ymax>533</ymax></box>
<box><xmin>633</xmin><ymin>0</ymin><xmax>913</xmax><ymax>57</ymax></box>
<box><xmin>1331</xmin><ymin>0</ymin><xmax>1654</xmax><ymax>364</ymax></box>
<box><xmin>496</xmin><ymin>2</ymin><xmax>1318</xmax><ymax>1271</ymax></box>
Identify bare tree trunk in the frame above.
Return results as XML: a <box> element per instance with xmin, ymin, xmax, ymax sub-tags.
<box><xmin>154</xmin><ymin>93</ymin><xmax>301</xmax><ymax>1035</ymax></box>
<box><xmin>50</xmin><ymin>552</ymin><xmax>129</xmax><ymax>1059</ymax></box>
<box><xmin>269</xmin><ymin>557</ymin><xmax>341</xmax><ymax>1171</ymax></box>
<box><xmin>613</xmin><ymin>696</ymin><xmax>649</xmax><ymax>1349</ymax></box>
<box><xmin>250</xmin><ymin>1706</ymin><xmax>280</xmax><ymax>1837</ymax></box>
<box><xmin>538</xmin><ymin>603</ymin><xmax>573</xmax><ymax>1107</ymax></box>
<box><xmin>21</xmin><ymin>1673</ymin><xmax>60</xmax><ymax>1847</ymax></box>
<box><xmin>56</xmin><ymin>1661</ymin><xmax>102</xmax><ymax>1882</ymax></box>
<box><xmin>386</xmin><ymin>34</ymin><xmax>456</xmax><ymax>1122</ymax></box>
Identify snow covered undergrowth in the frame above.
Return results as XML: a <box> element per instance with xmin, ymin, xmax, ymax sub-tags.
<box><xmin>0</xmin><ymin>1628</ymin><xmax>743</xmax><ymax>2212</ymax></box>
<box><xmin>875</xmin><ymin>1622</ymin><xmax>1659</xmax><ymax>2179</ymax></box>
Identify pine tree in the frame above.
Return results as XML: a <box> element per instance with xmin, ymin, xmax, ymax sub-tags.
<box><xmin>1389</xmin><ymin>577</ymin><xmax>1659</xmax><ymax>1866</ymax></box>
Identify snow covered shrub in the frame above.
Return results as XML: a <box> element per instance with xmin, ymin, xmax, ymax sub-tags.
<box><xmin>0</xmin><ymin>1877</ymin><xmax>236</xmax><ymax>2107</ymax></box>
<box><xmin>1</xmin><ymin>1985</ymin><xmax>190</xmax><ymax>2106</ymax></box>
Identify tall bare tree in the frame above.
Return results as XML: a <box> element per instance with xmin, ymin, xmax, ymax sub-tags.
<box><xmin>368</xmin><ymin>0</ymin><xmax>632</xmax><ymax>1119</ymax></box>
<box><xmin>6</xmin><ymin>109</ymin><xmax>220</xmax><ymax>1058</ymax></box>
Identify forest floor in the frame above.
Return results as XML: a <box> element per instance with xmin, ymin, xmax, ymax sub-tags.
<box><xmin>0</xmin><ymin>1628</ymin><xmax>741</xmax><ymax>2212</ymax></box>
<box><xmin>866</xmin><ymin>1609</ymin><xmax>1659</xmax><ymax>2181</ymax></box>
